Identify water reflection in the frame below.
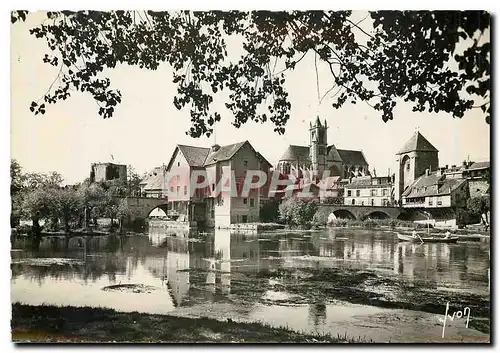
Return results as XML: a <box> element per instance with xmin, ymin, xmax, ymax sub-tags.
<box><xmin>11</xmin><ymin>227</ymin><xmax>490</xmax><ymax>336</ymax></box>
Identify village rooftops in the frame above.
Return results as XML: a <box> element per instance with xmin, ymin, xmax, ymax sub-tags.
<box><xmin>468</xmin><ymin>161</ymin><xmax>490</xmax><ymax>170</ymax></box>
<box><xmin>397</xmin><ymin>131</ymin><xmax>439</xmax><ymax>155</ymax></box>
<box><xmin>402</xmin><ymin>171</ymin><xmax>466</xmax><ymax>198</ymax></box>
<box><xmin>279</xmin><ymin>145</ymin><xmax>367</xmax><ymax>166</ymax></box>
<box><xmin>167</xmin><ymin>140</ymin><xmax>272</xmax><ymax>170</ymax></box>
<box><xmin>140</xmin><ymin>166</ymin><xmax>167</xmax><ymax>190</ymax></box>
<box><xmin>345</xmin><ymin>175</ymin><xmax>392</xmax><ymax>189</ymax></box>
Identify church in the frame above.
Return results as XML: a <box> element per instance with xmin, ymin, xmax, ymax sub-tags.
<box><xmin>277</xmin><ymin>117</ymin><xmax>369</xmax><ymax>181</ymax></box>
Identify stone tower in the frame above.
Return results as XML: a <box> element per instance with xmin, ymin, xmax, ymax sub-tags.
<box><xmin>395</xmin><ymin>131</ymin><xmax>439</xmax><ymax>203</ymax></box>
<box><xmin>309</xmin><ymin>116</ymin><xmax>328</xmax><ymax>180</ymax></box>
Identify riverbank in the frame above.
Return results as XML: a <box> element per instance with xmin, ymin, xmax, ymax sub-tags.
<box><xmin>11</xmin><ymin>304</ymin><xmax>369</xmax><ymax>343</ymax></box>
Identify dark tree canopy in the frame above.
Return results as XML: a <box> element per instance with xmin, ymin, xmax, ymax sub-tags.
<box><xmin>12</xmin><ymin>10</ymin><xmax>490</xmax><ymax>137</ymax></box>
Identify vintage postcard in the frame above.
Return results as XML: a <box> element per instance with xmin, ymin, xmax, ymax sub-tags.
<box><xmin>10</xmin><ymin>10</ymin><xmax>490</xmax><ymax>343</ymax></box>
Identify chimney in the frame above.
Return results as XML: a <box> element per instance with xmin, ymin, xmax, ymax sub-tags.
<box><xmin>211</xmin><ymin>144</ymin><xmax>221</xmax><ymax>152</ymax></box>
<box><xmin>445</xmin><ymin>165</ymin><xmax>449</xmax><ymax>169</ymax></box>
<box><xmin>425</xmin><ymin>169</ymin><xmax>430</xmax><ymax>176</ymax></box>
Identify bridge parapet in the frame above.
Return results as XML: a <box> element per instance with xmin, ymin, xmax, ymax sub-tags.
<box><xmin>318</xmin><ymin>204</ymin><xmax>403</xmax><ymax>220</ymax></box>
<box><xmin>118</xmin><ymin>197</ymin><xmax>169</xmax><ymax>221</ymax></box>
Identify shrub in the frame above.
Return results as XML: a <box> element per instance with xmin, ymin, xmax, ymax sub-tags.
<box><xmin>312</xmin><ymin>210</ymin><xmax>327</xmax><ymax>227</ymax></box>
<box><xmin>363</xmin><ymin>219</ymin><xmax>378</xmax><ymax>229</ymax></box>
<box><xmin>278</xmin><ymin>197</ymin><xmax>318</xmax><ymax>228</ymax></box>
<box><xmin>328</xmin><ymin>218</ymin><xmax>348</xmax><ymax>227</ymax></box>
<box><xmin>260</xmin><ymin>199</ymin><xmax>280</xmax><ymax>223</ymax></box>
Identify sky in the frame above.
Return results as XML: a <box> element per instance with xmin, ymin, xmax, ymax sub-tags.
<box><xmin>10</xmin><ymin>11</ymin><xmax>491</xmax><ymax>185</ymax></box>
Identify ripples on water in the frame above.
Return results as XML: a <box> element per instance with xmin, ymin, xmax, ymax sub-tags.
<box><xmin>11</xmin><ymin>226</ymin><xmax>490</xmax><ymax>341</ymax></box>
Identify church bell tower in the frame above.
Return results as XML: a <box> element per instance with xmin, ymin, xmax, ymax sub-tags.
<box><xmin>309</xmin><ymin>117</ymin><xmax>328</xmax><ymax>180</ymax></box>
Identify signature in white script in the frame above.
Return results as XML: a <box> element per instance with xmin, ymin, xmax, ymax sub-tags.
<box><xmin>438</xmin><ymin>301</ymin><xmax>470</xmax><ymax>338</ymax></box>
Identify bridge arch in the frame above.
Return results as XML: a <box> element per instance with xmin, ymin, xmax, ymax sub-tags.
<box><xmin>331</xmin><ymin>209</ymin><xmax>356</xmax><ymax>220</ymax></box>
<box><xmin>147</xmin><ymin>204</ymin><xmax>168</xmax><ymax>218</ymax></box>
<box><xmin>362</xmin><ymin>211</ymin><xmax>391</xmax><ymax>220</ymax></box>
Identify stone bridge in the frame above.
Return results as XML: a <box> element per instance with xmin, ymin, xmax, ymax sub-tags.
<box><xmin>318</xmin><ymin>204</ymin><xmax>412</xmax><ymax>220</ymax></box>
<box><xmin>119</xmin><ymin>197</ymin><xmax>169</xmax><ymax>223</ymax></box>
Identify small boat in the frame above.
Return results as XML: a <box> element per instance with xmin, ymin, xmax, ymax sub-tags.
<box><xmin>397</xmin><ymin>233</ymin><xmax>459</xmax><ymax>244</ymax></box>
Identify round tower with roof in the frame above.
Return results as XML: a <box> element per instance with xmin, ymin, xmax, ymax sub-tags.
<box><xmin>395</xmin><ymin>131</ymin><xmax>439</xmax><ymax>203</ymax></box>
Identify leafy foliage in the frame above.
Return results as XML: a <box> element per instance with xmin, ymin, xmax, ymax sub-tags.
<box><xmin>467</xmin><ymin>195</ymin><xmax>490</xmax><ymax>217</ymax></box>
<box><xmin>312</xmin><ymin>209</ymin><xmax>327</xmax><ymax>226</ymax></box>
<box><xmin>127</xmin><ymin>166</ymin><xmax>144</xmax><ymax>196</ymax></box>
<box><xmin>11</xmin><ymin>160</ymin><xmax>133</xmax><ymax>233</ymax></box>
<box><xmin>278</xmin><ymin>196</ymin><xmax>318</xmax><ymax>228</ymax></box>
<box><xmin>12</xmin><ymin>10</ymin><xmax>490</xmax><ymax>137</ymax></box>
<box><xmin>259</xmin><ymin>199</ymin><xmax>280</xmax><ymax>223</ymax></box>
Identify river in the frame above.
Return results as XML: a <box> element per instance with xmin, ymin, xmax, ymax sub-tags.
<box><xmin>11</xmin><ymin>226</ymin><xmax>490</xmax><ymax>343</ymax></box>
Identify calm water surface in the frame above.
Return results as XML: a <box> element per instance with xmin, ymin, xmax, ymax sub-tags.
<box><xmin>11</xmin><ymin>226</ymin><xmax>490</xmax><ymax>342</ymax></box>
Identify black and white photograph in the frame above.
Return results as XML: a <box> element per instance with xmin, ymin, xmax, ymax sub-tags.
<box><xmin>9</xmin><ymin>8</ymin><xmax>491</xmax><ymax>343</ymax></box>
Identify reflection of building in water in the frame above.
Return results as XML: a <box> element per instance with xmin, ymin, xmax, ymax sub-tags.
<box><xmin>308</xmin><ymin>303</ymin><xmax>327</xmax><ymax>327</ymax></box>
<box><xmin>214</xmin><ymin>229</ymin><xmax>231</xmax><ymax>293</ymax></box>
<box><xmin>165</xmin><ymin>236</ymin><xmax>190</xmax><ymax>306</ymax></box>
<box><xmin>393</xmin><ymin>242</ymin><xmax>481</xmax><ymax>289</ymax></box>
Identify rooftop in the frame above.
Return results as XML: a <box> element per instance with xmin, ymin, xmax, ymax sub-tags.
<box><xmin>168</xmin><ymin>141</ymin><xmax>272</xmax><ymax>170</ymax></box>
<box><xmin>468</xmin><ymin>161</ymin><xmax>490</xmax><ymax>170</ymax></box>
<box><xmin>279</xmin><ymin>145</ymin><xmax>367</xmax><ymax>166</ymax></box>
<box><xmin>402</xmin><ymin>172</ymin><xmax>466</xmax><ymax>198</ymax></box>
<box><xmin>398</xmin><ymin>131</ymin><xmax>439</xmax><ymax>155</ymax></box>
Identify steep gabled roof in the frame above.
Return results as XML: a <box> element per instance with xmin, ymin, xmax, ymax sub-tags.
<box><xmin>178</xmin><ymin>145</ymin><xmax>211</xmax><ymax>167</ymax></box>
<box><xmin>398</xmin><ymin>131</ymin><xmax>439</xmax><ymax>155</ymax></box>
<box><xmin>279</xmin><ymin>145</ymin><xmax>311</xmax><ymax>162</ymax></box>
<box><xmin>256</xmin><ymin>151</ymin><xmax>273</xmax><ymax>169</ymax></box>
<box><xmin>166</xmin><ymin>145</ymin><xmax>210</xmax><ymax>171</ymax></box>
<box><xmin>337</xmin><ymin>149</ymin><xmax>368</xmax><ymax>166</ymax></box>
<box><xmin>326</xmin><ymin>145</ymin><xmax>342</xmax><ymax>162</ymax></box>
<box><xmin>167</xmin><ymin>141</ymin><xmax>270</xmax><ymax>170</ymax></box>
<box><xmin>469</xmin><ymin>161</ymin><xmax>490</xmax><ymax>170</ymax></box>
<box><xmin>204</xmin><ymin>141</ymin><xmax>248</xmax><ymax>166</ymax></box>
<box><xmin>140</xmin><ymin>166</ymin><xmax>166</xmax><ymax>191</ymax></box>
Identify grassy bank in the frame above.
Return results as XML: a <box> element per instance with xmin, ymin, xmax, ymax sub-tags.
<box><xmin>11</xmin><ymin>304</ymin><xmax>370</xmax><ymax>343</ymax></box>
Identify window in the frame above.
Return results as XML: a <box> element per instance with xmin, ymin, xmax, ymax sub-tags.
<box><xmin>212</xmin><ymin>183</ymin><xmax>215</xmax><ymax>192</ymax></box>
<box><xmin>406</xmin><ymin>162</ymin><xmax>410</xmax><ymax>171</ymax></box>
<box><xmin>243</xmin><ymin>160</ymin><xmax>248</xmax><ymax>167</ymax></box>
<box><xmin>428</xmin><ymin>198</ymin><xmax>433</xmax><ymax>206</ymax></box>
<box><xmin>184</xmin><ymin>185</ymin><xmax>187</xmax><ymax>195</ymax></box>
<box><xmin>177</xmin><ymin>162</ymin><xmax>180</xmax><ymax>167</ymax></box>
<box><xmin>170</xmin><ymin>186</ymin><xmax>174</xmax><ymax>193</ymax></box>
<box><xmin>371</xmin><ymin>189</ymin><xmax>377</xmax><ymax>197</ymax></box>
<box><xmin>352</xmin><ymin>199</ymin><xmax>355</xmax><ymax>205</ymax></box>
<box><xmin>347</xmin><ymin>190</ymin><xmax>352</xmax><ymax>197</ymax></box>
<box><xmin>242</xmin><ymin>215</ymin><xmax>248</xmax><ymax>223</ymax></box>
<box><xmin>176</xmin><ymin>186</ymin><xmax>180</xmax><ymax>195</ymax></box>
<box><xmin>250</xmin><ymin>198</ymin><xmax>255</xmax><ymax>207</ymax></box>
<box><xmin>371</xmin><ymin>199</ymin><xmax>374</xmax><ymax>206</ymax></box>
<box><xmin>243</xmin><ymin>198</ymin><xmax>248</xmax><ymax>205</ymax></box>
<box><xmin>211</xmin><ymin>209</ymin><xmax>214</xmax><ymax>218</ymax></box>
<box><xmin>383</xmin><ymin>189</ymin><xmax>389</xmax><ymax>196</ymax></box>
<box><xmin>361</xmin><ymin>201</ymin><xmax>365</xmax><ymax>206</ymax></box>
<box><xmin>356</xmin><ymin>190</ymin><xmax>360</xmax><ymax>197</ymax></box>
<box><xmin>437</xmin><ymin>197</ymin><xmax>442</xmax><ymax>206</ymax></box>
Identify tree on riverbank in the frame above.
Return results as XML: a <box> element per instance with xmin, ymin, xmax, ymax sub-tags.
<box><xmin>11</xmin><ymin>160</ymin><xmax>132</xmax><ymax>236</ymax></box>
<box><xmin>278</xmin><ymin>197</ymin><xmax>318</xmax><ymax>228</ymax></box>
<box><xmin>12</xmin><ymin>10</ymin><xmax>490</xmax><ymax>137</ymax></box>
